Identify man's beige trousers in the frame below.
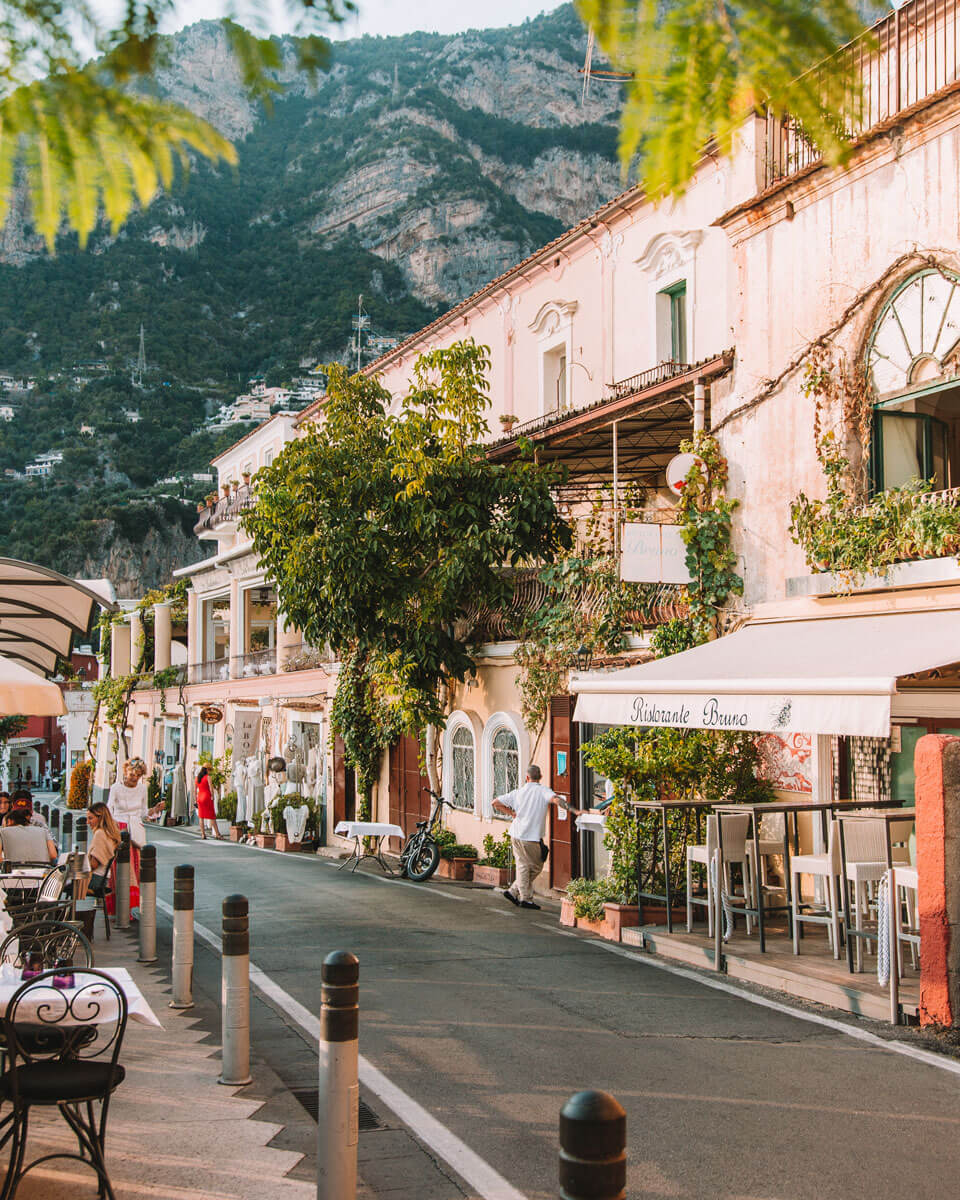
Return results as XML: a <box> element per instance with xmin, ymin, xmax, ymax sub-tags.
<box><xmin>509</xmin><ymin>837</ymin><xmax>544</xmax><ymax>902</ymax></box>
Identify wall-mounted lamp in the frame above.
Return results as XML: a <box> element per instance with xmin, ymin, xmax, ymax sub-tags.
<box><xmin>576</xmin><ymin>644</ymin><xmax>593</xmax><ymax>672</ymax></box>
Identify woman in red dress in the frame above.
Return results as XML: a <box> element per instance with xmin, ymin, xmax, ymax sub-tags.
<box><xmin>195</xmin><ymin>766</ymin><xmax>222</xmax><ymax>840</ymax></box>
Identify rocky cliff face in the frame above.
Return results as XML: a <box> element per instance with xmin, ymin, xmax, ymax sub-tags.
<box><xmin>74</xmin><ymin>521</ymin><xmax>200</xmax><ymax>599</ymax></box>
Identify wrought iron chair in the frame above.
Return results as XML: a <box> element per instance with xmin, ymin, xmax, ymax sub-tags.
<box><xmin>86</xmin><ymin>853</ymin><xmax>118</xmax><ymax>941</ymax></box>
<box><xmin>4</xmin><ymin>867</ymin><xmax>71</xmax><ymax>934</ymax></box>
<box><xmin>0</xmin><ymin>920</ymin><xmax>94</xmax><ymax>972</ymax></box>
<box><xmin>0</xmin><ymin>968</ymin><xmax>128</xmax><ymax>1200</ymax></box>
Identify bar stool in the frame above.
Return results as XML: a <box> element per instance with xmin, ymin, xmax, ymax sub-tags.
<box><xmin>790</xmin><ymin>820</ymin><xmax>842</xmax><ymax>957</ymax></box>
<box><xmin>686</xmin><ymin>813</ymin><xmax>754</xmax><ymax>937</ymax></box>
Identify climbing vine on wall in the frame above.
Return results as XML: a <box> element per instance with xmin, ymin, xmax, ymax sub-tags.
<box><xmin>675</xmin><ymin>432</ymin><xmax>743</xmax><ymax>643</ymax></box>
<box><xmin>330</xmin><ymin>649</ymin><xmax>403</xmax><ymax>820</ymax></box>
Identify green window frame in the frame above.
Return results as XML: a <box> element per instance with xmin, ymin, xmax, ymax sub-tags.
<box><xmin>660</xmin><ymin>281</ymin><xmax>687</xmax><ymax>363</ymax></box>
<box><xmin>870</xmin><ymin>408</ymin><xmax>948</xmax><ymax>494</ymax></box>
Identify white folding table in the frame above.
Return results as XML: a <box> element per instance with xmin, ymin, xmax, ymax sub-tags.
<box><xmin>333</xmin><ymin>821</ymin><xmax>405</xmax><ymax>874</ymax></box>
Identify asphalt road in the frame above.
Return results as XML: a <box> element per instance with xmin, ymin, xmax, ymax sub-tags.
<box><xmin>148</xmin><ymin>827</ymin><xmax>960</xmax><ymax>1200</ymax></box>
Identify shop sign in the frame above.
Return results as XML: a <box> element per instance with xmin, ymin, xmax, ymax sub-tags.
<box><xmin>233</xmin><ymin>709</ymin><xmax>261</xmax><ymax>758</ymax></box>
<box><xmin>620</xmin><ymin>522</ymin><xmax>691</xmax><ymax>584</ymax></box>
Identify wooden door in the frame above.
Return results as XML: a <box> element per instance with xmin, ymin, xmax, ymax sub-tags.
<box><xmin>387</xmin><ymin>734</ymin><xmax>431</xmax><ymax>846</ymax></box>
<box><xmin>549</xmin><ymin>694</ymin><xmax>579</xmax><ymax>889</ymax></box>
<box><xmin>332</xmin><ymin>735</ymin><xmax>348</xmax><ymax>828</ymax></box>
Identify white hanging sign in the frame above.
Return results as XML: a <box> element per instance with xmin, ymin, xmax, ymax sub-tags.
<box><xmin>620</xmin><ymin>522</ymin><xmax>691</xmax><ymax>585</ymax></box>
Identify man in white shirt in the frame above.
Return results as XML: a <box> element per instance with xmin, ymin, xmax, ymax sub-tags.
<box><xmin>492</xmin><ymin>764</ymin><xmax>576</xmax><ymax>909</ymax></box>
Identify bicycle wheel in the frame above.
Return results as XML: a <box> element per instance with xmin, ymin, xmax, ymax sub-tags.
<box><xmin>405</xmin><ymin>839</ymin><xmax>440</xmax><ymax>881</ymax></box>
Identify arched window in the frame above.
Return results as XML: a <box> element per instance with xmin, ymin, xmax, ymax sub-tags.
<box><xmin>492</xmin><ymin>727</ymin><xmax>520</xmax><ymax>799</ymax></box>
<box><xmin>449</xmin><ymin>726</ymin><xmax>475</xmax><ymax>811</ymax></box>
<box><xmin>866</xmin><ymin>268</ymin><xmax>960</xmax><ymax>493</ymax></box>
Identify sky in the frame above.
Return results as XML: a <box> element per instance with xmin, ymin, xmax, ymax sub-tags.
<box><xmin>157</xmin><ymin>1</ymin><xmax>566</xmax><ymax>39</ymax></box>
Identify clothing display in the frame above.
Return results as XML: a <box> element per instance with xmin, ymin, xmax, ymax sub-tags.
<box><xmin>246</xmin><ymin>757</ymin><xmax>265</xmax><ymax>816</ymax></box>
<box><xmin>283</xmin><ymin>804</ymin><xmax>309</xmax><ymax>843</ymax></box>
<box><xmin>233</xmin><ymin>761</ymin><xmax>250</xmax><ymax>824</ymax></box>
<box><xmin>170</xmin><ymin>763</ymin><xmax>188</xmax><ymax>821</ymax></box>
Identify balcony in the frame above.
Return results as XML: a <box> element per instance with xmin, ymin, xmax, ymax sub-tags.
<box><xmin>463</xmin><ymin>566</ymin><xmax>687</xmax><ymax>644</ymax></box>
<box><xmin>762</xmin><ymin>0</ymin><xmax>960</xmax><ymax>191</ymax></box>
<box><xmin>231</xmin><ymin>647</ymin><xmax>278</xmax><ymax>679</ymax></box>
<box><xmin>193</xmin><ymin>484</ymin><xmax>256</xmax><ymax>539</ymax></box>
<box><xmin>188</xmin><ymin>659</ymin><xmax>231</xmax><ymax>685</ymax></box>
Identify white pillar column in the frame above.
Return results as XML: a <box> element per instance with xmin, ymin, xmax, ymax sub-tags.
<box><xmin>129</xmin><ymin>611</ymin><xmax>143</xmax><ymax>673</ymax></box>
<box><xmin>187</xmin><ymin>590</ymin><xmax>199</xmax><ymax>676</ymax></box>
<box><xmin>229</xmin><ymin>579</ymin><xmax>242</xmax><ymax>679</ymax></box>
<box><xmin>154</xmin><ymin>602</ymin><xmax>172</xmax><ymax>672</ymax></box>
<box><xmin>111</xmin><ymin>623</ymin><xmax>131</xmax><ymax>678</ymax></box>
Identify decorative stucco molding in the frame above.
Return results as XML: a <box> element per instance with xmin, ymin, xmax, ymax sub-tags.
<box><xmin>527</xmin><ymin>299</ymin><xmax>579</xmax><ymax>337</ymax></box>
<box><xmin>636</xmin><ymin>230</ymin><xmax>705</xmax><ymax>279</ymax></box>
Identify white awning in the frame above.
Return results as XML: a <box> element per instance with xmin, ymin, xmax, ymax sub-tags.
<box><xmin>0</xmin><ymin>558</ymin><xmax>117</xmax><ymax>677</ymax></box>
<box><xmin>0</xmin><ymin>656</ymin><xmax>66</xmax><ymax>717</ymax></box>
<box><xmin>571</xmin><ymin>610</ymin><xmax>960</xmax><ymax>737</ymax></box>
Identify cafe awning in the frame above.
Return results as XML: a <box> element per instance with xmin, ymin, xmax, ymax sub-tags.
<box><xmin>0</xmin><ymin>558</ymin><xmax>116</xmax><ymax>677</ymax></box>
<box><xmin>571</xmin><ymin>610</ymin><xmax>960</xmax><ymax>737</ymax></box>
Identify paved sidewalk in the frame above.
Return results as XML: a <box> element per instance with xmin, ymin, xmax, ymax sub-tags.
<box><xmin>14</xmin><ymin>932</ymin><xmax>314</xmax><ymax>1200</ymax></box>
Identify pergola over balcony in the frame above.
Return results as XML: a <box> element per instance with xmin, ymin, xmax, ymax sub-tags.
<box><xmin>486</xmin><ymin>353</ymin><xmax>734</xmax><ymax>496</ymax></box>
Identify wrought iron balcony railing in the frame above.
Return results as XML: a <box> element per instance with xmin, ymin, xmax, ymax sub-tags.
<box><xmin>762</xmin><ymin>0</ymin><xmax>960</xmax><ymax>190</ymax></box>
<box><xmin>231</xmin><ymin>648</ymin><xmax>278</xmax><ymax>679</ymax></box>
<box><xmin>193</xmin><ymin>484</ymin><xmax>256</xmax><ymax>536</ymax></box>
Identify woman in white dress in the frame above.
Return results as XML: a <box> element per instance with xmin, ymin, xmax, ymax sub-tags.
<box><xmin>108</xmin><ymin>758</ymin><xmax>163</xmax><ymax>890</ymax></box>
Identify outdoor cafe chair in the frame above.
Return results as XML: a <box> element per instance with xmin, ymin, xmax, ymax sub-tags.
<box><xmin>892</xmin><ymin>865</ymin><xmax>920</xmax><ymax>974</ymax></box>
<box><xmin>841</xmin><ymin>817</ymin><xmax>889</xmax><ymax>971</ymax></box>
<box><xmin>0</xmin><ymin>967</ymin><xmax>128</xmax><ymax>1200</ymax></box>
<box><xmin>0</xmin><ymin>921</ymin><xmax>94</xmax><ymax>973</ymax></box>
<box><xmin>4</xmin><ymin>867</ymin><xmax>70</xmax><ymax>934</ymax></box>
<box><xmin>686</xmin><ymin>813</ymin><xmax>754</xmax><ymax>937</ymax></box>
<box><xmin>790</xmin><ymin>820</ymin><xmax>842</xmax><ymax>958</ymax></box>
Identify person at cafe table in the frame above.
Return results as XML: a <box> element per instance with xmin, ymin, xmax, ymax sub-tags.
<box><xmin>0</xmin><ymin>796</ymin><xmax>57</xmax><ymax>864</ymax></box>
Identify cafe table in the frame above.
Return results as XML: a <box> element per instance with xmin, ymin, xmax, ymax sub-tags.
<box><xmin>0</xmin><ymin>963</ymin><xmax>163</xmax><ymax>1027</ymax></box>
<box><xmin>629</xmin><ymin>799</ymin><xmax>716</xmax><ymax>933</ymax></box>
<box><xmin>333</xmin><ymin>821</ymin><xmax>405</xmax><ymax>873</ymax></box>
<box><xmin>836</xmin><ymin>807</ymin><xmax>916</xmax><ymax>978</ymax></box>
<box><xmin>713</xmin><ymin>798</ymin><xmax>892</xmax><ymax>953</ymax></box>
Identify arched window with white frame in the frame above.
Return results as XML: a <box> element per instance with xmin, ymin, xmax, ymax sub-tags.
<box><xmin>442</xmin><ymin>710</ymin><xmax>482</xmax><ymax>814</ymax></box>
<box><xmin>481</xmin><ymin>712</ymin><xmax>530</xmax><ymax>819</ymax></box>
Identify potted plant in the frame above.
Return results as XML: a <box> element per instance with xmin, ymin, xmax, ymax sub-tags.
<box><xmin>196</xmin><ymin>501</ymin><xmax>206</xmax><ymax>514</ymax></box>
<box><xmin>498</xmin><ymin>413</ymin><xmax>518</xmax><ymax>433</ymax></box>
<box><xmin>433</xmin><ymin>830</ymin><xmax>478</xmax><ymax>881</ymax></box>
<box><xmin>254</xmin><ymin>808</ymin><xmax>275</xmax><ymax>849</ymax></box>
<box><xmin>565</xmin><ymin>877</ymin><xmax>619</xmax><ymax>937</ymax></box>
<box><xmin>229</xmin><ymin>821</ymin><xmax>247</xmax><ymax>843</ymax></box>
<box><xmin>275</xmin><ymin>795</ymin><xmax>312</xmax><ymax>852</ymax></box>
<box><xmin>241</xmin><ymin>471</ymin><xmax>251</xmax><ymax>487</ymax></box>
<box><xmin>472</xmin><ymin>831</ymin><xmax>513</xmax><ymax>888</ymax></box>
<box><xmin>205</xmin><ymin>492</ymin><xmax>217</xmax><ymax>509</ymax></box>
<box><xmin>221</xmin><ymin>481</ymin><xmax>231</xmax><ymax>497</ymax></box>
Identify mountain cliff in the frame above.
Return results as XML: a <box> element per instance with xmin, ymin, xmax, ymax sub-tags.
<box><xmin>0</xmin><ymin>5</ymin><xmax>622</xmax><ymax>381</ymax></box>
<box><xmin>0</xmin><ymin>4</ymin><xmax>624</xmax><ymax>592</ymax></box>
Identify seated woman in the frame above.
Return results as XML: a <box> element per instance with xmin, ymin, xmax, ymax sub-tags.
<box><xmin>86</xmin><ymin>802</ymin><xmax>121</xmax><ymax>892</ymax></box>
<box><xmin>0</xmin><ymin>800</ymin><xmax>58</xmax><ymax>864</ymax></box>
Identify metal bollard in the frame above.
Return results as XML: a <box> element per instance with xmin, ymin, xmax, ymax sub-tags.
<box><xmin>62</xmin><ymin>811</ymin><xmax>73</xmax><ymax>846</ymax></box>
<box><xmin>317</xmin><ymin>950</ymin><xmax>359</xmax><ymax>1200</ymax></box>
<box><xmin>138</xmin><ymin>844</ymin><xmax>158</xmax><ymax>964</ymax></box>
<box><xmin>170</xmin><ymin>865</ymin><xmax>195</xmax><ymax>1009</ymax></box>
<box><xmin>116</xmin><ymin>831</ymin><xmax>131</xmax><ymax>930</ymax></box>
<box><xmin>50</xmin><ymin>807</ymin><xmax>60</xmax><ymax>838</ymax></box>
<box><xmin>33</xmin><ymin>799</ymin><xmax>40</xmax><ymax>814</ymax></box>
<box><xmin>74</xmin><ymin>816</ymin><xmax>87</xmax><ymax>856</ymax></box>
<box><xmin>559</xmin><ymin>1090</ymin><xmax>626</xmax><ymax>1200</ymax></box>
<box><xmin>41</xmin><ymin>803</ymin><xmax>49</xmax><ymax>824</ymax></box>
<box><xmin>219</xmin><ymin>895</ymin><xmax>252</xmax><ymax>1085</ymax></box>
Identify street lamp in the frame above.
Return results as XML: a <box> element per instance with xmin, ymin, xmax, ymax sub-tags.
<box><xmin>576</xmin><ymin>644</ymin><xmax>592</xmax><ymax>672</ymax></box>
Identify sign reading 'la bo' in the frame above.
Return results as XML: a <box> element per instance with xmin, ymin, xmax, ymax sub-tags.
<box><xmin>620</xmin><ymin>522</ymin><xmax>692</xmax><ymax>585</ymax></box>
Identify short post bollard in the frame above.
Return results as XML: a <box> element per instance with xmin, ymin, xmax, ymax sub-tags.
<box><xmin>170</xmin><ymin>865</ymin><xmax>195</xmax><ymax>1009</ymax></box>
<box><xmin>50</xmin><ymin>807</ymin><xmax>60</xmax><ymax>839</ymax></box>
<box><xmin>41</xmin><ymin>803</ymin><xmax>49</xmax><ymax>824</ymax></box>
<box><xmin>317</xmin><ymin>951</ymin><xmax>359</xmax><ymax>1200</ymax></box>
<box><xmin>219</xmin><ymin>895</ymin><xmax>252</xmax><ymax>1085</ymax></box>
<box><xmin>116</xmin><ymin>831</ymin><xmax>131</xmax><ymax>930</ymax></box>
<box><xmin>138</xmin><ymin>845</ymin><xmax>158</xmax><ymax>964</ymax></box>
<box><xmin>62</xmin><ymin>811</ymin><xmax>73</xmax><ymax>846</ymax></box>
<box><xmin>74</xmin><ymin>815</ymin><xmax>88</xmax><ymax>857</ymax></box>
<box><xmin>558</xmin><ymin>1090</ymin><xmax>626</xmax><ymax>1200</ymax></box>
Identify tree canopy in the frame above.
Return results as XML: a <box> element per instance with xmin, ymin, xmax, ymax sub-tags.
<box><xmin>242</xmin><ymin>341</ymin><xmax>572</xmax><ymax>794</ymax></box>
<box><xmin>578</xmin><ymin>0</ymin><xmax>874</xmax><ymax>197</ymax></box>
<box><xmin>0</xmin><ymin>0</ymin><xmax>354</xmax><ymax>248</ymax></box>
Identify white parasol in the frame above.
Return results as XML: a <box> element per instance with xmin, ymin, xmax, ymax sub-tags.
<box><xmin>0</xmin><ymin>655</ymin><xmax>65</xmax><ymax>717</ymax></box>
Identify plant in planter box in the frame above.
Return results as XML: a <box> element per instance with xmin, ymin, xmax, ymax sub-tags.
<box><xmin>473</xmin><ymin>831</ymin><xmax>514</xmax><ymax>886</ymax></box>
<box><xmin>566</xmin><ymin>876</ymin><xmax>619</xmax><ymax>922</ymax></box>
<box><xmin>217</xmin><ymin>790</ymin><xmax>238</xmax><ymax>824</ymax></box>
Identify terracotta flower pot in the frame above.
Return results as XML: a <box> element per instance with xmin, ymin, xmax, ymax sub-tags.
<box><xmin>575</xmin><ymin>914</ymin><xmax>607</xmax><ymax>937</ymax></box>
<box><xmin>255</xmin><ymin>833</ymin><xmax>275</xmax><ymax>849</ymax></box>
<box><xmin>641</xmin><ymin>904</ymin><xmax>689</xmax><ymax>926</ymax></box>
<box><xmin>275</xmin><ymin>834</ymin><xmax>301</xmax><ymax>852</ymax></box>
<box><xmin>603</xmin><ymin>902</ymin><xmax>641</xmax><ymax>941</ymax></box>
<box><xmin>560</xmin><ymin>897</ymin><xmax>577</xmax><ymax>927</ymax></box>
<box><xmin>472</xmin><ymin>864</ymin><xmax>511</xmax><ymax>888</ymax></box>
<box><xmin>436</xmin><ymin>857</ymin><xmax>475</xmax><ymax>881</ymax></box>
<box><xmin>229</xmin><ymin>824</ymin><xmax>244</xmax><ymax>842</ymax></box>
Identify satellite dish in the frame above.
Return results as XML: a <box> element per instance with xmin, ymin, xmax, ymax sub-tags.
<box><xmin>666</xmin><ymin>453</ymin><xmax>701</xmax><ymax>496</ymax></box>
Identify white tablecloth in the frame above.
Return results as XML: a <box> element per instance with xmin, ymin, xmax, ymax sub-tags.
<box><xmin>334</xmin><ymin>821</ymin><xmax>405</xmax><ymax>840</ymax></box>
<box><xmin>0</xmin><ymin>964</ymin><xmax>162</xmax><ymax>1028</ymax></box>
